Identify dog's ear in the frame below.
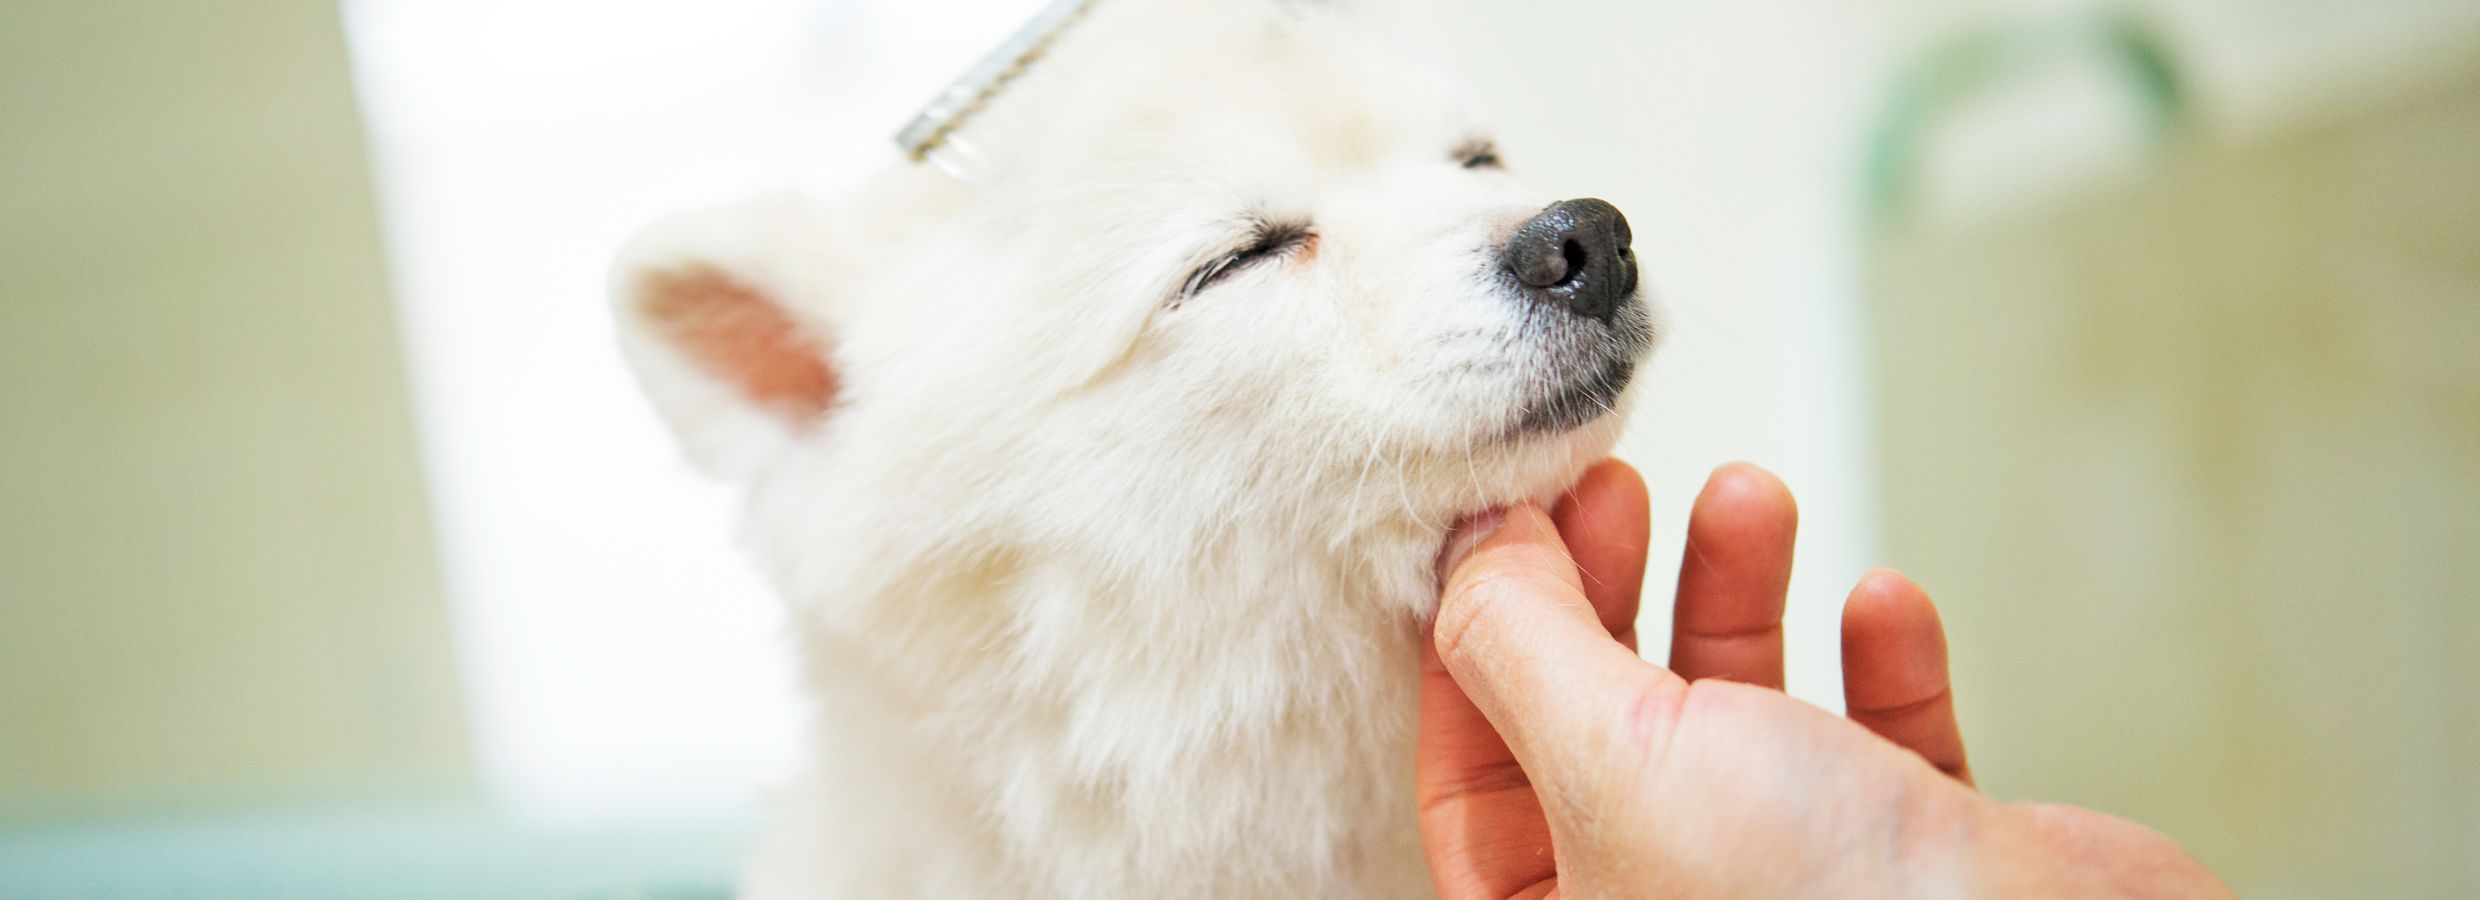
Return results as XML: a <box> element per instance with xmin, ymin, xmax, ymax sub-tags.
<box><xmin>611</xmin><ymin>196</ymin><xmax>847</xmax><ymax>479</ymax></box>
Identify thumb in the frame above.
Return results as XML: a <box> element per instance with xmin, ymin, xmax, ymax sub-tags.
<box><xmin>1433</xmin><ymin>505</ymin><xmax>1676</xmax><ymax>770</ymax></box>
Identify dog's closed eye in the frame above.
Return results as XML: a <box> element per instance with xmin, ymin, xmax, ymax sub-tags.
<box><xmin>1457</xmin><ymin>139</ymin><xmax>1503</xmax><ymax>170</ymax></box>
<box><xmin>1177</xmin><ymin>221</ymin><xmax>1314</xmax><ymax>305</ymax></box>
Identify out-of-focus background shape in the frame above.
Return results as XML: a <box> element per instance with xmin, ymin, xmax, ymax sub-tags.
<box><xmin>3</xmin><ymin>0</ymin><xmax>471</xmax><ymax>848</ymax></box>
<box><xmin>2</xmin><ymin>0</ymin><xmax>2474</xmax><ymax>897</ymax></box>
<box><xmin>1867</xmin><ymin>48</ymin><xmax>2480</xmax><ymax>896</ymax></box>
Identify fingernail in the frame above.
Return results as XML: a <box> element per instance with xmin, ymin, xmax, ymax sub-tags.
<box><xmin>1436</xmin><ymin>508</ymin><xmax>1509</xmax><ymax>585</ymax></box>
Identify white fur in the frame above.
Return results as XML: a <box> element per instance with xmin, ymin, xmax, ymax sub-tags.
<box><xmin>612</xmin><ymin>3</ymin><xmax>1656</xmax><ymax>896</ymax></box>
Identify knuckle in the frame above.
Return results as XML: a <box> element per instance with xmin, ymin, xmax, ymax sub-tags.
<box><xmin>1622</xmin><ymin>674</ymin><xmax>1692</xmax><ymax>758</ymax></box>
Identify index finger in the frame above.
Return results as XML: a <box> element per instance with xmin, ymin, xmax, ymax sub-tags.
<box><xmin>1551</xmin><ymin>459</ymin><xmax>1651</xmax><ymax>649</ymax></box>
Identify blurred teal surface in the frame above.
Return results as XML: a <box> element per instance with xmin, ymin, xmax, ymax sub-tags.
<box><xmin>0</xmin><ymin>807</ymin><xmax>744</xmax><ymax>900</ymax></box>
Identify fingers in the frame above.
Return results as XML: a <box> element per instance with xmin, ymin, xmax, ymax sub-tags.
<box><xmin>1841</xmin><ymin>569</ymin><xmax>1972</xmax><ymax>785</ymax></box>
<box><xmin>1424</xmin><ymin>502</ymin><xmax>1653</xmax><ymax>898</ymax></box>
<box><xmin>1416</xmin><ymin>626</ymin><xmax>1556</xmax><ymax>900</ymax></box>
<box><xmin>1551</xmin><ymin>460</ymin><xmax>1652</xmax><ymax>649</ymax></box>
<box><xmin>1418</xmin><ymin>508</ymin><xmax>1554</xmax><ymax>900</ymax></box>
<box><xmin>1669</xmin><ymin>463</ymin><xmax>1798</xmax><ymax>689</ymax></box>
<box><xmin>1433</xmin><ymin>504</ymin><xmax>1668</xmax><ymax>764</ymax></box>
<box><xmin>1422</xmin><ymin>466</ymin><xmax>1653</xmax><ymax>900</ymax></box>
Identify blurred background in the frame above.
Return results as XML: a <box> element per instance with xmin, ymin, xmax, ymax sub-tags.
<box><xmin>2</xmin><ymin>0</ymin><xmax>2473</xmax><ymax>896</ymax></box>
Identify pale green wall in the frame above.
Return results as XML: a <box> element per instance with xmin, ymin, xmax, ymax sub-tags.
<box><xmin>0</xmin><ymin>1</ymin><xmax>470</xmax><ymax>817</ymax></box>
<box><xmin>1870</xmin><ymin>63</ymin><xmax>2480</xmax><ymax>898</ymax></box>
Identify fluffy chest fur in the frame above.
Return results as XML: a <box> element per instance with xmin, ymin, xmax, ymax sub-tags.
<box><xmin>741</xmin><ymin>519</ymin><xmax>1446</xmax><ymax>898</ymax></box>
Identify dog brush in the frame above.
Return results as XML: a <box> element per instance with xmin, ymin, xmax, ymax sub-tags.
<box><xmin>895</xmin><ymin>0</ymin><xmax>1098</xmax><ymax>180</ymax></box>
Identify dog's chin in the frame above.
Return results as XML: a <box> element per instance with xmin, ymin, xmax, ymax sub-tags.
<box><xmin>1509</xmin><ymin>356</ymin><xmax>1637</xmax><ymax>437</ymax></box>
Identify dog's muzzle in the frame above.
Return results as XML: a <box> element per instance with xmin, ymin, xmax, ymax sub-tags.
<box><xmin>1499</xmin><ymin>198</ymin><xmax>1652</xmax><ymax>436</ymax></box>
<box><xmin>1502</xmin><ymin>198</ymin><xmax>1639</xmax><ymax>324</ymax></box>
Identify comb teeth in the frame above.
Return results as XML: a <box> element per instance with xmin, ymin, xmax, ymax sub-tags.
<box><xmin>895</xmin><ymin>0</ymin><xmax>1098</xmax><ymax>163</ymax></box>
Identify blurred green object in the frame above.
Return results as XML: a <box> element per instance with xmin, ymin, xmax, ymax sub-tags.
<box><xmin>1864</xmin><ymin>10</ymin><xmax>2190</xmax><ymax>223</ymax></box>
<box><xmin>0</xmin><ymin>7</ymin><xmax>748</xmax><ymax>896</ymax></box>
<box><xmin>0</xmin><ymin>805</ymin><xmax>745</xmax><ymax>900</ymax></box>
<box><xmin>1866</xmin><ymin>45</ymin><xmax>2480</xmax><ymax>900</ymax></box>
<box><xmin>1</xmin><ymin>0</ymin><xmax>471</xmax><ymax>819</ymax></box>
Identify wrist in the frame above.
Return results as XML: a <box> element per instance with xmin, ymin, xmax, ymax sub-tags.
<box><xmin>1963</xmin><ymin>802</ymin><xmax>2234</xmax><ymax>899</ymax></box>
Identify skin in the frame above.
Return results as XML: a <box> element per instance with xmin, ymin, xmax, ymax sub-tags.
<box><xmin>1417</xmin><ymin>460</ymin><xmax>2235</xmax><ymax>899</ymax></box>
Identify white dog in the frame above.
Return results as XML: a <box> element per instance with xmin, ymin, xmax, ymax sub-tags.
<box><xmin>612</xmin><ymin>2</ymin><xmax>1655</xmax><ymax>896</ymax></box>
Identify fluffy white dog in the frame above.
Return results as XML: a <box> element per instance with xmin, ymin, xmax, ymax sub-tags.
<box><xmin>612</xmin><ymin>2</ymin><xmax>1655</xmax><ymax>896</ymax></box>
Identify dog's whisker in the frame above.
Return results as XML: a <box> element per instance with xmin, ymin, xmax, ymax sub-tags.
<box><xmin>1386</xmin><ymin>440</ymin><xmax>1426</xmax><ymax>531</ymax></box>
<box><xmin>1342</xmin><ymin>418</ymin><xmax>1388</xmax><ymax>540</ymax></box>
<box><xmin>1460</xmin><ymin>431</ymin><xmax>1489</xmax><ymax>515</ymax></box>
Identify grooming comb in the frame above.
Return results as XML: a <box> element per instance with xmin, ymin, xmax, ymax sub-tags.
<box><xmin>895</xmin><ymin>0</ymin><xmax>1098</xmax><ymax>176</ymax></box>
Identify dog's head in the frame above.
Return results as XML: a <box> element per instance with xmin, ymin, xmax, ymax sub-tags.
<box><xmin>614</xmin><ymin>2</ymin><xmax>1656</xmax><ymax>588</ymax></box>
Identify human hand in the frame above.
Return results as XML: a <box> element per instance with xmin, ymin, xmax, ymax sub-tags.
<box><xmin>1416</xmin><ymin>461</ymin><xmax>2231</xmax><ymax>899</ymax></box>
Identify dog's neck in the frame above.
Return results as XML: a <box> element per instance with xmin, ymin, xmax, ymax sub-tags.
<box><xmin>761</xmin><ymin>486</ymin><xmax>1440</xmax><ymax>897</ymax></box>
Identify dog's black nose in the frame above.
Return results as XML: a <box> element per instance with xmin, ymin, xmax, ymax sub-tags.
<box><xmin>1502</xmin><ymin>198</ymin><xmax>1638</xmax><ymax>322</ymax></box>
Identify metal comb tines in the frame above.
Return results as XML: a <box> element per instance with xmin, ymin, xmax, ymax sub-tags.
<box><xmin>895</xmin><ymin>0</ymin><xmax>1098</xmax><ymax>162</ymax></box>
